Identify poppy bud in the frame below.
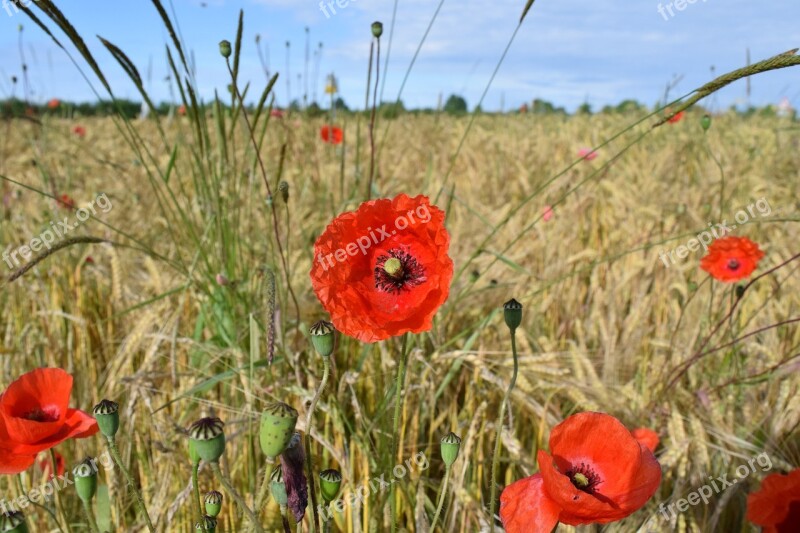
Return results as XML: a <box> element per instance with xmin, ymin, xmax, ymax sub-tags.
<box><xmin>270</xmin><ymin>467</ymin><xmax>288</xmax><ymax>506</ymax></box>
<box><xmin>736</xmin><ymin>284</ymin><xmax>746</xmax><ymax>299</ymax></box>
<box><xmin>279</xmin><ymin>181</ymin><xmax>289</xmax><ymax>203</ymax></box>
<box><xmin>219</xmin><ymin>40</ymin><xmax>232</xmax><ymax>59</ymax></box>
<box><xmin>371</xmin><ymin>21</ymin><xmax>384</xmax><ymax>39</ymax></box>
<box><xmin>503</xmin><ymin>298</ymin><xmax>523</xmax><ymax>331</ymax></box>
<box><xmin>189</xmin><ymin>418</ymin><xmax>226</xmax><ymax>463</ymax></box>
<box><xmin>195</xmin><ymin>516</ymin><xmax>217</xmax><ymax>531</ymax></box>
<box><xmin>440</xmin><ymin>432</ymin><xmax>462</xmax><ymax>467</ymax></box>
<box><xmin>92</xmin><ymin>399</ymin><xmax>120</xmax><ymax>438</ymax></box>
<box><xmin>204</xmin><ymin>490</ymin><xmax>223</xmax><ymax>517</ymax></box>
<box><xmin>73</xmin><ymin>457</ymin><xmax>98</xmax><ymax>503</ymax></box>
<box><xmin>701</xmin><ymin>114</ymin><xmax>712</xmax><ymax>131</ymax></box>
<box><xmin>319</xmin><ymin>469</ymin><xmax>342</xmax><ymax>503</ymax></box>
<box><xmin>0</xmin><ymin>510</ymin><xmax>28</xmax><ymax>533</ymax></box>
<box><xmin>259</xmin><ymin>402</ymin><xmax>299</xmax><ymax>460</ymax></box>
<box><xmin>310</xmin><ymin>320</ymin><xmax>335</xmax><ymax>358</ymax></box>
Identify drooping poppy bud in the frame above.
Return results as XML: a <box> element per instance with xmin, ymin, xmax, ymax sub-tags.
<box><xmin>73</xmin><ymin>457</ymin><xmax>98</xmax><ymax>502</ymax></box>
<box><xmin>259</xmin><ymin>402</ymin><xmax>299</xmax><ymax>460</ymax></box>
<box><xmin>219</xmin><ymin>40</ymin><xmax>232</xmax><ymax>59</ymax></box>
<box><xmin>319</xmin><ymin>469</ymin><xmax>342</xmax><ymax>503</ymax></box>
<box><xmin>310</xmin><ymin>320</ymin><xmax>335</xmax><ymax>358</ymax></box>
<box><xmin>441</xmin><ymin>432</ymin><xmax>462</xmax><ymax>467</ymax></box>
<box><xmin>503</xmin><ymin>298</ymin><xmax>523</xmax><ymax>331</ymax></box>
<box><xmin>189</xmin><ymin>418</ymin><xmax>226</xmax><ymax>463</ymax></box>
<box><xmin>93</xmin><ymin>399</ymin><xmax>120</xmax><ymax>438</ymax></box>
<box><xmin>204</xmin><ymin>491</ymin><xmax>223</xmax><ymax>518</ymax></box>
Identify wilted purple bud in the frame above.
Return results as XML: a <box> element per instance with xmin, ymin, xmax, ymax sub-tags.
<box><xmin>215</xmin><ymin>273</ymin><xmax>229</xmax><ymax>286</ymax></box>
<box><xmin>280</xmin><ymin>432</ymin><xmax>308</xmax><ymax>523</ymax></box>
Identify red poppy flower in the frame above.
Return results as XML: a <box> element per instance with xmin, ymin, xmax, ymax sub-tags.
<box><xmin>577</xmin><ymin>148</ymin><xmax>598</xmax><ymax>161</ymax></box>
<box><xmin>37</xmin><ymin>450</ymin><xmax>65</xmax><ymax>479</ymax></box>
<box><xmin>747</xmin><ymin>468</ymin><xmax>800</xmax><ymax>533</ymax></box>
<box><xmin>177</xmin><ymin>104</ymin><xmax>187</xmax><ymax>116</ymax></box>
<box><xmin>320</xmin><ymin>125</ymin><xmax>343</xmax><ymax>144</ymax></box>
<box><xmin>72</xmin><ymin>125</ymin><xmax>86</xmax><ymax>138</ymax></box>
<box><xmin>700</xmin><ymin>236</ymin><xmax>765</xmax><ymax>283</ymax></box>
<box><xmin>500</xmin><ymin>412</ymin><xmax>662</xmax><ymax>533</ymax></box>
<box><xmin>58</xmin><ymin>194</ymin><xmax>76</xmax><ymax>210</ymax></box>
<box><xmin>47</xmin><ymin>98</ymin><xmax>60</xmax><ymax>110</ymax></box>
<box><xmin>310</xmin><ymin>194</ymin><xmax>453</xmax><ymax>343</ymax></box>
<box><xmin>0</xmin><ymin>368</ymin><xmax>98</xmax><ymax>475</ymax></box>
<box><xmin>271</xmin><ymin>108</ymin><xmax>285</xmax><ymax>119</ymax></box>
<box><xmin>631</xmin><ymin>428</ymin><xmax>660</xmax><ymax>453</ymax></box>
<box><xmin>667</xmin><ymin>110</ymin><xmax>684</xmax><ymax>123</ymax></box>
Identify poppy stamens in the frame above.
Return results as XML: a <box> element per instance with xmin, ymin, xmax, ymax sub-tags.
<box><xmin>566</xmin><ymin>462</ymin><xmax>602</xmax><ymax>494</ymax></box>
<box><xmin>727</xmin><ymin>258</ymin><xmax>741</xmax><ymax>270</ymax></box>
<box><xmin>374</xmin><ymin>248</ymin><xmax>426</xmax><ymax>293</ymax></box>
<box><xmin>24</xmin><ymin>406</ymin><xmax>60</xmax><ymax>422</ymax></box>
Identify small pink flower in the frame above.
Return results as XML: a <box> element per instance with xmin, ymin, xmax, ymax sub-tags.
<box><xmin>577</xmin><ymin>148</ymin><xmax>597</xmax><ymax>161</ymax></box>
<box><xmin>543</xmin><ymin>205</ymin><xmax>554</xmax><ymax>222</ymax></box>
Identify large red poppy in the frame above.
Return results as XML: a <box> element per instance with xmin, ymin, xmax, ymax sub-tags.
<box><xmin>310</xmin><ymin>194</ymin><xmax>453</xmax><ymax>343</ymax></box>
<box><xmin>500</xmin><ymin>412</ymin><xmax>662</xmax><ymax>533</ymax></box>
<box><xmin>0</xmin><ymin>368</ymin><xmax>98</xmax><ymax>475</ymax></box>
<box><xmin>320</xmin><ymin>125</ymin><xmax>343</xmax><ymax>144</ymax></box>
<box><xmin>747</xmin><ymin>468</ymin><xmax>800</xmax><ymax>532</ymax></box>
<box><xmin>700</xmin><ymin>236</ymin><xmax>765</xmax><ymax>283</ymax></box>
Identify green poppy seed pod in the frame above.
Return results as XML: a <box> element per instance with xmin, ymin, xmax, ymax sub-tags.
<box><xmin>259</xmin><ymin>402</ymin><xmax>299</xmax><ymax>460</ymax></box>
<box><xmin>204</xmin><ymin>491</ymin><xmax>223</xmax><ymax>518</ymax></box>
<box><xmin>503</xmin><ymin>298</ymin><xmax>523</xmax><ymax>331</ymax></box>
<box><xmin>279</xmin><ymin>181</ymin><xmax>289</xmax><ymax>203</ymax></box>
<box><xmin>701</xmin><ymin>114</ymin><xmax>712</xmax><ymax>131</ymax></box>
<box><xmin>371</xmin><ymin>21</ymin><xmax>384</xmax><ymax>39</ymax></box>
<box><xmin>92</xmin><ymin>399</ymin><xmax>119</xmax><ymax>438</ymax></box>
<box><xmin>310</xmin><ymin>320</ymin><xmax>335</xmax><ymax>358</ymax></box>
<box><xmin>219</xmin><ymin>40</ymin><xmax>232</xmax><ymax>59</ymax></box>
<box><xmin>73</xmin><ymin>457</ymin><xmax>98</xmax><ymax>503</ymax></box>
<box><xmin>440</xmin><ymin>432</ymin><xmax>462</xmax><ymax>467</ymax></box>
<box><xmin>319</xmin><ymin>469</ymin><xmax>342</xmax><ymax>503</ymax></box>
<box><xmin>0</xmin><ymin>511</ymin><xmax>28</xmax><ymax>533</ymax></box>
<box><xmin>189</xmin><ymin>417</ymin><xmax>226</xmax><ymax>463</ymax></box>
<box><xmin>195</xmin><ymin>515</ymin><xmax>217</xmax><ymax>531</ymax></box>
<box><xmin>270</xmin><ymin>467</ymin><xmax>288</xmax><ymax>506</ymax></box>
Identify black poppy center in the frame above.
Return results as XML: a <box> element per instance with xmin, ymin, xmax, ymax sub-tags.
<box><xmin>375</xmin><ymin>249</ymin><xmax>426</xmax><ymax>293</ymax></box>
<box><xmin>24</xmin><ymin>405</ymin><xmax>59</xmax><ymax>422</ymax></box>
<box><xmin>566</xmin><ymin>462</ymin><xmax>602</xmax><ymax>494</ymax></box>
<box><xmin>727</xmin><ymin>258</ymin><xmax>741</xmax><ymax>271</ymax></box>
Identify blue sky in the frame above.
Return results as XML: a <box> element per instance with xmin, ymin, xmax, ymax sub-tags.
<box><xmin>0</xmin><ymin>0</ymin><xmax>798</xmax><ymax>111</ymax></box>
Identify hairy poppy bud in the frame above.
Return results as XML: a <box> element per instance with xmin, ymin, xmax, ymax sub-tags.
<box><xmin>701</xmin><ymin>114</ymin><xmax>712</xmax><ymax>131</ymax></box>
<box><xmin>73</xmin><ymin>457</ymin><xmax>98</xmax><ymax>502</ymax></box>
<box><xmin>189</xmin><ymin>418</ymin><xmax>226</xmax><ymax>463</ymax></box>
<box><xmin>371</xmin><ymin>21</ymin><xmax>384</xmax><ymax>39</ymax></box>
<box><xmin>93</xmin><ymin>399</ymin><xmax>119</xmax><ymax>438</ymax></box>
<box><xmin>441</xmin><ymin>432</ymin><xmax>462</xmax><ymax>467</ymax></box>
<box><xmin>319</xmin><ymin>469</ymin><xmax>342</xmax><ymax>503</ymax></box>
<box><xmin>503</xmin><ymin>298</ymin><xmax>523</xmax><ymax>331</ymax></box>
<box><xmin>219</xmin><ymin>40</ymin><xmax>232</xmax><ymax>59</ymax></box>
<box><xmin>0</xmin><ymin>510</ymin><xmax>28</xmax><ymax>533</ymax></box>
<box><xmin>310</xmin><ymin>320</ymin><xmax>335</xmax><ymax>358</ymax></box>
<box><xmin>259</xmin><ymin>402</ymin><xmax>299</xmax><ymax>460</ymax></box>
<box><xmin>270</xmin><ymin>467</ymin><xmax>288</xmax><ymax>506</ymax></box>
<box><xmin>204</xmin><ymin>491</ymin><xmax>223</xmax><ymax>517</ymax></box>
<box><xmin>195</xmin><ymin>516</ymin><xmax>217</xmax><ymax>531</ymax></box>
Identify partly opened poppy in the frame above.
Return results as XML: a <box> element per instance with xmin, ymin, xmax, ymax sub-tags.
<box><xmin>0</xmin><ymin>368</ymin><xmax>98</xmax><ymax>475</ymax></box>
<box><xmin>37</xmin><ymin>450</ymin><xmax>65</xmax><ymax>480</ymax></box>
<box><xmin>700</xmin><ymin>236</ymin><xmax>764</xmax><ymax>283</ymax></box>
<box><xmin>320</xmin><ymin>125</ymin><xmax>343</xmax><ymax>145</ymax></box>
<box><xmin>747</xmin><ymin>468</ymin><xmax>800</xmax><ymax>532</ymax></box>
<box><xmin>310</xmin><ymin>194</ymin><xmax>454</xmax><ymax>343</ymax></box>
<box><xmin>500</xmin><ymin>412</ymin><xmax>662</xmax><ymax>533</ymax></box>
<box><xmin>631</xmin><ymin>427</ymin><xmax>660</xmax><ymax>453</ymax></box>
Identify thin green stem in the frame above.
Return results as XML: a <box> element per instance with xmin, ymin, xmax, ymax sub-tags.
<box><xmin>430</xmin><ymin>466</ymin><xmax>451</xmax><ymax>532</ymax></box>
<box><xmin>192</xmin><ymin>461</ymin><xmax>203</xmax><ymax>524</ymax></box>
<box><xmin>81</xmin><ymin>499</ymin><xmax>100</xmax><ymax>533</ymax></box>
<box><xmin>304</xmin><ymin>356</ymin><xmax>331</xmax><ymax>533</ymax></box>
<box><xmin>489</xmin><ymin>329</ymin><xmax>519</xmax><ymax>532</ymax></box>
<box><xmin>390</xmin><ymin>333</ymin><xmax>410</xmax><ymax>532</ymax></box>
<box><xmin>16</xmin><ymin>474</ymin><xmax>65</xmax><ymax>533</ymax></box>
<box><xmin>50</xmin><ymin>448</ymin><xmax>73</xmax><ymax>533</ymax></box>
<box><xmin>280</xmin><ymin>506</ymin><xmax>292</xmax><ymax>533</ymax></box>
<box><xmin>210</xmin><ymin>461</ymin><xmax>264</xmax><ymax>533</ymax></box>
<box><xmin>106</xmin><ymin>436</ymin><xmax>156</xmax><ymax>533</ymax></box>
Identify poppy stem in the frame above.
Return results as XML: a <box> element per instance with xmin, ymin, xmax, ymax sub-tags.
<box><xmin>210</xmin><ymin>461</ymin><xmax>265</xmax><ymax>533</ymax></box>
<box><xmin>105</xmin><ymin>436</ymin><xmax>156</xmax><ymax>533</ymax></box>
<box><xmin>304</xmin><ymin>356</ymin><xmax>331</xmax><ymax>533</ymax></box>
<box><xmin>81</xmin><ymin>499</ymin><xmax>100</xmax><ymax>533</ymax></box>
<box><xmin>489</xmin><ymin>327</ymin><xmax>519</xmax><ymax>532</ymax></box>
<box><xmin>191</xmin><ymin>460</ymin><xmax>203</xmax><ymax>525</ymax></box>
<box><xmin>429</xmin><ymin>465</ymin><xmax>451</xmax><ymax>532</ymax></box>
<box><xmin>367</xmin><ymin>33</ymin><xmax>380</xmax><ymax>200</ymax></box>
<box><xmin>16</xmin><ymin>473</ymin><xmax>65</xmax><ymax>533</ymax></box>
<box><xmin>390</xmin><ymin>333</ymin><xmax>411</xmax><ymax>532</ymax></box>
<box><xmin>280</xmin><ymin>506</ymin><xmax>292</xmax><ymax>533</ymax></box>
<box><xmin>50</xmin><ymin>448</ymin><xmax>73</xmax><ymax>533</ymax></box>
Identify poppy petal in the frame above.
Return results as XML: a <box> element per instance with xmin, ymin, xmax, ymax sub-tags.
<box><xmin>1</xmin><ymin>368</ymin><xmax>73</xmax><ymax>444</ymax></box>
<box><xmin>0</xmin><ymin>445</ymin><xmax>35</xmax><ymax>475</ymax></box>
<box><xmin>500</xmin><ymin>474</ymin><xmax>561</xmax><ymax>533</ymax></box>
<box><xmin>631</xmin><ymin>428</ymin><xmax>660</xmax><ymax>453</ymax></box>
<box><xmin>747</xmin><ymin>469</ymin><xmax>800</xmax><ymax>529</ymax></box>
<box><xmin>6</xmin><ymin>408</ymin><xmax>98</xmax><ymax>455</ymax></box>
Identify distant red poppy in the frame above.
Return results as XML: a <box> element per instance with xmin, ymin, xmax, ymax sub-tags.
<box><xmin>631</xmin><ymin>428</ymin><xmax>660</xmax><ymax>453</ymax></box>
<box><xmin>500</xmin><ymin>412</ymin><xmax>662</xmax><ymax>533</ymax></box>
<box><xmin>57</xmin><ymin>194</ymin><xmax>76</xmax><ymax>210</ymax></box>
<box><xmin>84</xmin><ymin>256</ymin><xmax>95</xmax><ymax>265</ymax></box>
<box><xmin>667</xmin><ymin>110</ymin><xmax>684</xmax><ymax>124</ymax></box>
<box><xmin>177</xmin><ymin>104</ymin><xmax>187</xmax><ymax>116</ymax></box>
<box><xmin>543</xmin><ymin>205</ymin><xmax>554</xmax><ymax>222</ymax></box>
<box><xmin>320</xmin><ymin>125</ymin><xmax>343</xmax><ymax>144</ymax></box>
<box><xmin>47</xmin><ymin>99</ymin><xmax>60</xmax><ymax>110</ymax></box>
<box><xmin>700</xmin><ymin>236</ymin><xmax>765</xmax><ymax>283</ymax></box>
<box><xmin>271</xmin><ymin>108</ymin><xmax>285</xmax><ymax>119</ymax></box>
<box><xmin>578</xmin><ymin>148</ymin><xmax>598</xmax><ymax>161</ymax></box>
<box><xmin>0</xmin><ymin>368</ymin><xmax>98</xmax><ymax>475</ymax></box>
<box><xmin>747</xmin><ymin>468</ymin><xmax>800</xmax><ymax>532</ymax></box>
<box><xmin>519</xmin><ymin>103</ymin><xmax>529</xmax><ymax>114</ymax></box>
<box><xmin>310</xmin><ymin>194</ymin><xmax>453</xmax><ymax>343</ymax></box>
<box><xmin>37</xmin><ymin>450</ymin><xmax>65</xmax><ymax>480</ymax></box>
<box><xmin>72</xmin><ymin>125</ymin><xmax>86</xmax><ymax>138</ymax></box>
